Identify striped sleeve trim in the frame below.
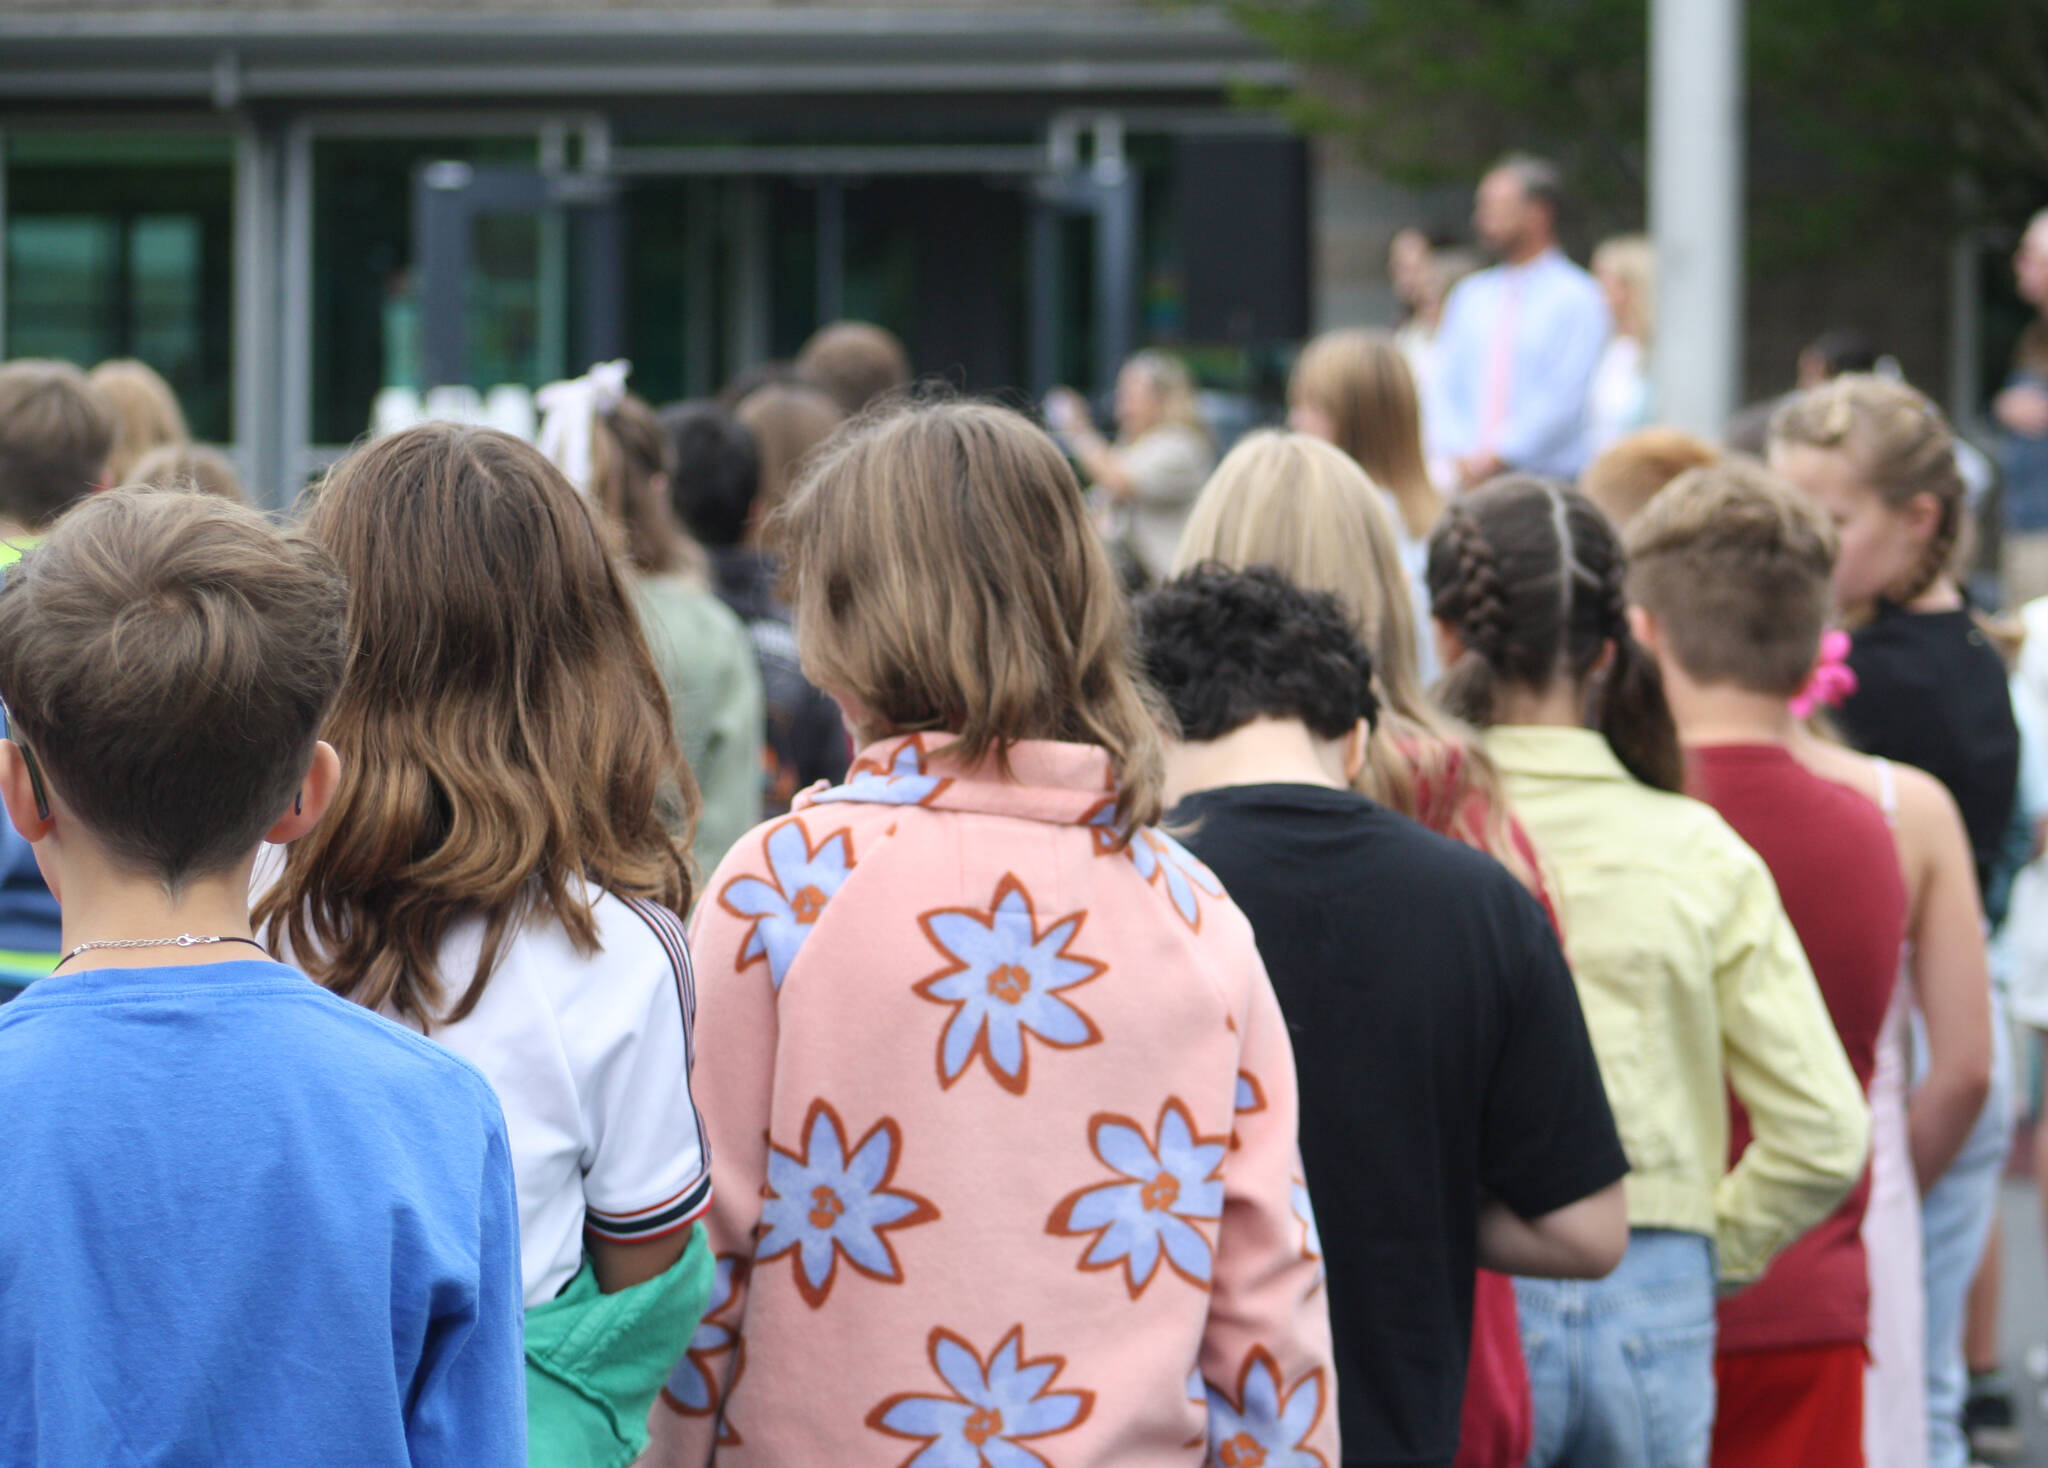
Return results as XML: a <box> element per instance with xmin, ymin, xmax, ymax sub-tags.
<box><xmin>621</xmin><ymin>895</ymin><xmax>698</xmax><ymax>1076</ymax></box>
<box><xmin>596</xmin><ymin>894</ymin><xmax>713</xmax><ymax>1244</ymax></box>
<box><xmin>621</xmin><ymin>893</ymin><xmax>710</xmax><ymax>1169</ymax></box>
<box><xmin>586</xmin><ymin>1172</ymin><xmax>714</xmax><ymax>1243</ymax></box>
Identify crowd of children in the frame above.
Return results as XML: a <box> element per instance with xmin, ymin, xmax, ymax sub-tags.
<box><xmin>0</xmin><ymin>269</ymin><xmax>2038</xmax><ymax>1468</ymax></box>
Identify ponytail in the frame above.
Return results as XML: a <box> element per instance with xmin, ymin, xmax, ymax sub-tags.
<box><xmin>1593</xmin><ymin>556</ymin><xmax>1683</xmax><ymax>791</ymax></box>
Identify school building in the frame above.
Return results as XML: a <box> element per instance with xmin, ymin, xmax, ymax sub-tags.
<box><xmin>0</xmin><ymin>0</ymin><xmax>1388</xmax><ymax>496</ymax></box>
<box><xmin>0</xmin><ymin>0</ymin><xmax>1997</xmax><ymax>498</ymax></box>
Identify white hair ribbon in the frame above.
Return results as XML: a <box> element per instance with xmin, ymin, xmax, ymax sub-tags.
<box><xmin>534</xmin><ymin>359</ymin><xmax>632</xmax><ymax>494</ymax></box>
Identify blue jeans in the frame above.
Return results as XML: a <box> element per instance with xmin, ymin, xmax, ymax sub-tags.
<box><xmin>1915</xmin><ymin>987</ymin><xmax>2014</xmax><ymax>1468</ymax></box>
<box><xmin>1516</xmin><ymin>1229</ymin><xmax>1717</xmax><ymax>1468</ymax></box>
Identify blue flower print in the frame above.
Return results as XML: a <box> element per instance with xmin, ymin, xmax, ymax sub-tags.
<box><xmin>1292</xmin><ymin>1180</ymin><xmax>1322</xmax><ymax>1265</ymax></box>
<box><xmin>915</xmin><ymin>874</ymin><xmax>1107</xmax><ymax>1095</ymax></box>
<box><xmin>1127</xmin><ymin>826</ymin><xmax>1226</xmax><ymax>931</ymax></box>
<box><xmin>1183</xmin><ymin>1365</ymin><xmax>1209</xmax><ymax>1450</ymax></box>
<box><xmin>758</xmin><ymin>1100</ymin><xmax>939</xmax><ymax>1309</ymax></box>
<box><xmin>1292</xmin><ymin>1179</ymin><xmax>1324</xmax><ymax>1292</ymax></box>
<box><xmin>719</xmin><ymin>817</ymin><xmax>855</xmax><ymax>989</ymax></box>
<box><xmin>811</xmin><ymin>739</ymin><xmax>950</xmax><ymax>808</ymax></box>
<box><xmin>1231</xmin><ymin>1071</ymin><xmax>1266</xmax><ymax>1148</ymax></box>
<box><xmin>1207</xmin><ymin>1347</ymin><xmax>1330</xmax><ymax>1468</ymax></box>
<box><xmin>1046</xmin><ymin>1097</ymin><xmax>1227</xmax><ymax>1298</ymax></box>
<box><xmin>665</xmin><ymin>1254</ymin><xmax>742</xmax><ymax>1413</ymax></box>
<box><xmin>664</xmin><ymin>1254</ymin><xmax>748</xmax><ymax>1442</ymax></box>
<box><xmin>867</xmin><ymin>1325</ymin><xmax>1095</xmax><ymax>1468</ymax></box>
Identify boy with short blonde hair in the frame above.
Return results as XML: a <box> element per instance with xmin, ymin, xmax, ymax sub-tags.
<box><xmin>1628</xmin><ymin>459</ymin><xmax>1903</xmax><ymax>1468</ymax></box>
<box><xmin>0</xmin><ymin>489</ymin><xmax>525</xmax><ymax>1464</ymax></box>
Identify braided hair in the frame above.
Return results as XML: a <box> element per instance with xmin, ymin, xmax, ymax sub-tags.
<box><xmin>1425</xmin><ymin>476</ymin><xmax>1683</xmax><ymax>791</ymax></box>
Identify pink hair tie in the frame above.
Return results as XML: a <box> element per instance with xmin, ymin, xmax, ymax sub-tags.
<box><xmin>1790</xmin><ymin>629</ymin><xmax>1858</xmax><ymax>720</ymax></box>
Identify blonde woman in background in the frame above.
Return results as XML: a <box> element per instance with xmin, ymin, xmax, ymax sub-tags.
<box><xmin>1289</xmin><ymin>329</ymin><xmax>1446</xmax><ymax>682</ymax></box>
<box><xmin>1048</xmin><ymin>350</ymin><xmax>1215</xmax><ymax>586</ymax></box>
<box><xmin>89</xmin><ymin>358</ymin><xmax>189</xmax><ymax>487</ymax></box>
<box><xmin>1172</xmin><ymin>428</ymin><xmax>1585</xmax><ymax>1468</ymax></box>
<box><xmin>1589</xmin><ymin>236</ymin><xmax>1655</xmax><ymax>453</ymax></box>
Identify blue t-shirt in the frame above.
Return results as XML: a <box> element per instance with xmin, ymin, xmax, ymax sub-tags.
<box><xmin>0</xmin><ymin>959</ymin><xmax>528</xmax><ymax>1466</ymax></box>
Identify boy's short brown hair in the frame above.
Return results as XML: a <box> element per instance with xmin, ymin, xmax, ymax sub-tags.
<box><xmin>1581</xmin><ymin>427</ymin><xmax>1719</xmax><ymax>529</ymax></box>
<box><xmin>0</xmin><ymin>489</ymin><xmax>347</xmax><ymax>887</ymax></box>
<box><xmin>124</xmin><ymin>442</ymin><xmax>247</xmax><ymax>504</ymax></box>
<box><xmin>1624</xmin><ymin>458</ymin><xmax>1837</xmax><ymax>698</ymax></box>
<box><xmin>0</xmin><ymin>360</ymin><xmax>116</xmax><ymax>529</ymax></box>
<box><xmin>796</xmin><ymin>322</ymin><xmax>913</xmax><ymax>416</ymax></box>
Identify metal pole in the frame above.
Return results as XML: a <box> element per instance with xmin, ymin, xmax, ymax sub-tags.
<box><xmin>1091</xmin><ymin>116</ymin><xmax>1136</xmax><ymax>396</ymax></box>
<box><xmin>279</xmin><ymin>120</ymin><xmax>315</xmax><ymax>491</ymax></box>
<box><xmin>415</xmin><ymin>159</ymin><xmax>475</xmax><ymax>395</ymax></box>
<box><xmin>1649</xmin><ymin>0</ymin><xmax>1743</xmax><ymax>438</ymax></box>
<box><xmin>233</xmin><ymin>120</ymin><xmax>284</xmax><ymax>503</ymax></box>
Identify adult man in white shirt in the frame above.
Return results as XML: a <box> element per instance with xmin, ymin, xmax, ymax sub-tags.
<box><xmin>1429</xmin><ymin>154</ymin><xmax>1611</xmax><ymax>488</ymax></box>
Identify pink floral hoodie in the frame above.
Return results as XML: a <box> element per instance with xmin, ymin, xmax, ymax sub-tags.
<box><xmin>646</xmin><ymin>734</ymin><xmax>1338</xmax><ymax>1467</ymax></box>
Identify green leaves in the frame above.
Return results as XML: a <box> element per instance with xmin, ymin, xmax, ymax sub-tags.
<box><xmin>1221</xmin><ymin>0</ymin><xmax>2048</xmax><ymax>249</ymax></box>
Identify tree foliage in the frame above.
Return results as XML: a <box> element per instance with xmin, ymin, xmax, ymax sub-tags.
<box><xmin>1223</xmin><ymin>0</ymin><xmax>2048</xmax><ymax>253</ymax></box>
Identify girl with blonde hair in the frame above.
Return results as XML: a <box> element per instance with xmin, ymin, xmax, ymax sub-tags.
<box><xmin>647</xmin><ymin>400</ymin><xmax>1334</xmax><ymax>1467</ymax></box>
<box><xmin>1588</xmin><ymin>235</ymin><xmax>1655</xmax><ymax>452</ymax></box>
<box><xmin>1771</xmin><ymin>375</ymin><xmax>2016</xmax><ymax>1468</ymax></box>
<box><xmin>1175</xmin><ymin>430</ymin><xmax>1535</xmax><ymax>888</ymax></box>
<box><xmin>88</xmin><ymin>358</ymin><xmax>189</xmax><ymax>487</ymax></box>
<box><xmin>1288</xmin><ymin>329</ymin><xmax>1447</xmax><ymax>681</ymax></box>
<box><xmin>260</xmin><ymin>423</ymin><xmax>716</xmax><ymax>1464</ymax></box>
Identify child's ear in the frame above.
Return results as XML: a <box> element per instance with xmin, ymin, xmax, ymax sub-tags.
<box><xmin>1905</xmin><ymin>489</ymin><xmax>1944</xmax><ymax>544</ymax></box>
<box><xmin>0</xmin><ymin>741</ymin><xmax>53</xmax><ymax>845</ymax></box>
<box><xmin>265</xmin><ymin>741</ymin><xmax>342</xmax><ymax>845</ymax></box>
<box><xmin>1342</xmin><ymin>719</ymin><xmax>1370</xmax><ymax>784</ymax></box>
<box><xmin>1431</xmin><ymin>616</ymin><xmax>1466</xmax><ymax>672</ymax></box>
<box><xmin>1625</xmin><ymin>603</ymin><xmax>1663</xmax><ymax>656</ymax></box>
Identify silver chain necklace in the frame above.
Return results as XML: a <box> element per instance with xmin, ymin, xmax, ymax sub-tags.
<box><xmin>56</xmin><ymin>934</ymin><xmax>268</xmax><ymax>969</ymax></box>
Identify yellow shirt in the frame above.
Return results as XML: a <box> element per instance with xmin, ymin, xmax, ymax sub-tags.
<box><xmin>1486</xmin><ymin>725</ymin><xmax>1870</xmax><ymax>1284</ymax></box>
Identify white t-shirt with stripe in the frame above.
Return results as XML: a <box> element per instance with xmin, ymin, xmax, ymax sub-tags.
<box><xmin>405</xmin><ymin>890</ymin><xmax>712</xmax><ymax>1305</ymax></box>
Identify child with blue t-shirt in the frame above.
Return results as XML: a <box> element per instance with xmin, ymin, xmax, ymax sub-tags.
<box><xmin>0</xmin><ymin>488</ymin><xmax>526</xmax><ymax>1465</ymax></box>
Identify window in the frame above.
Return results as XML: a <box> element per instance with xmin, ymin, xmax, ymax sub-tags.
<box><xmin>309</xmin><ymin>136</ymin><xmax>539</xmax><ymax>445</ymax></box>
<box><xmin>3</xmin><ymin>132</ymin><xmax>234</xmax><ymax>440</ymax></box>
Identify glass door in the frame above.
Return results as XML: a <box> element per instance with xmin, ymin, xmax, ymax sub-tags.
<box><xmin>413</xmin><ymin>162</ymin><xmax>622</xmax><ymax>401</ymax></box>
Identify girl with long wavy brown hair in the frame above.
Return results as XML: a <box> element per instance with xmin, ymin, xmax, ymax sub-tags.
<box><xmin>258</xmin><ymin>422</ymin><xmax>715</xmax><ymax>1462</ymax></box>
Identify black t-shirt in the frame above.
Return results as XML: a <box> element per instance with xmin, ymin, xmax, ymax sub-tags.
<box><xmin>1176</xmin><ymin>783</ymin><xmax>1627</xmax><ymax>1468</ymax></box>
<box><xmin>1837</xmin><ymin>603</ymin><xmax>2018</xmax><ymax>900</ymax></box>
